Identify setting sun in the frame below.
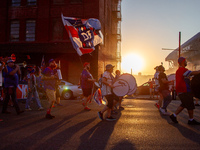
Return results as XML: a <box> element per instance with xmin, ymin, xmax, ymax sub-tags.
<box><xmin>121</xmin><ymin>53</ymin><xmax>145</xmax><ymax>74</ymax></box>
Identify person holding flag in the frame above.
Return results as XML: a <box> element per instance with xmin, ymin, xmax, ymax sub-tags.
<box><xmin>80</xmin><ymin>62</ymin><xmax>96</xmax><ymax>111</ymax></box>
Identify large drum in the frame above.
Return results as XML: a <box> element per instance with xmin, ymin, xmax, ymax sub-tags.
<box><xmin>112</xmin><ymin>79</ymin><xmax>130</xmax><ymax>97</ymax></box>
<box><xmin>113</xmin><ymin>73</ymin><xmax>137</xmax><ymax>96</ymax></box>
<box><xmin>191</xmin><ymin>73</ymin><xmax>200</xmax><ymax>99</ymax></box>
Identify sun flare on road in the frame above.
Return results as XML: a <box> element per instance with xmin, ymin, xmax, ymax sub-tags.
<box><xmin>121</xmin><ymin>53</ymin><xmax>144</xmax><ymax>74</ymax></box>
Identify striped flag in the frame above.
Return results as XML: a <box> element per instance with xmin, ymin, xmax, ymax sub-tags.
<box><xmin>40</xmin><ymin>55</ymin><xmax>45</xmax><ymax>71</ymax></box>
<box><xmin>61</xmin><ymin>14</ymin><xmax>103</xmax><ymax>56</ymax></box>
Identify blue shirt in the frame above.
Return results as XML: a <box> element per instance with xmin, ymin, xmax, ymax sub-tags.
<box><xmin>42</xmin><ymin>67</ymin><xmax>57</xmax><ymax>90</ymax></box>
<box><xmin>81</xmin><ymin>69</ymin><xmax>93</xmax><ymax>89</ymax></box>
<box><xmin>3</xmin><ymin>66</ymin><xmax>19</xmax><ymax>88</ymax></box>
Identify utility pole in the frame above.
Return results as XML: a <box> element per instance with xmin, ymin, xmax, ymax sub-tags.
<box><xmin>179</xmin><ymin>32</ymin><xmax>181</xmax><ymax>58</ymax></box>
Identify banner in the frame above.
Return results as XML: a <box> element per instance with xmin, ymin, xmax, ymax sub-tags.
<box><xmin>61</xmin><ymin>14</ymin><xmax>103</xmax><ymax>56</ymax></box>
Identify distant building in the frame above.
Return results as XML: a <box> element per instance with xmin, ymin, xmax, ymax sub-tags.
<box><xmin>0</xmin><ymin>0</ymin><xmax>122</xmax><ymax>84</ymax></box>
<box><xmin>165</xmin><ymin>32</ymin><xmax>200</xmax><ymax>74</ymax></box>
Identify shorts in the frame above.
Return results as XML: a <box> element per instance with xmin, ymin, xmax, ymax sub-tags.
<box><xmin>46</xmin><ymin>89</ymin><xmax>56</xmax><ymax>103</ymax></box>
<box><xmin>56</xmin><ymin>88</ymin><xmax>60</xmax><ymax>97</ymax></box>
<box><xmin>105</xmin><ymin>94</ymin><xmax>114</xmax><ymax>109</ymax></box>
<box><xmin>82</xmin><ymin>88</ymin><xmax>92</xmax><ymax>97</ymax></box>
<box><xmin>113</xmin><ymin>93</ymin><xmax>120</xmax><ymax>102</ymax></box>
<box><xmin>178</xmin><ymin>92</ymin><xmax>195</xmax><ymax>110</ymax></box>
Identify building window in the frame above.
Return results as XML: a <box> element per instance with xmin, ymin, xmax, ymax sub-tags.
<box><xmin>27</xmin><ymin>0</ymin><xmax>37</xmax><ymax>6</ymax></box>
<box><xmin>12</xmin><ymin>0</ymin><xmax>21</xmax><ymax>6</ymax></box>
<box><xmin>10</xmin><ymin>21</ymin><xmax>20</xmax><ymax>42</ymax></box>
<box><xmin>70</xmin><ymin>0</ymin><xmax>82</xmax><ymax>4</ymax></box>
<box><xmin>26</xmin><ymin>20</ymin><xmax>36</xmax><ymax>41</ymax></box>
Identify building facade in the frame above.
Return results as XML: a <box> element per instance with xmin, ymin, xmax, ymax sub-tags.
<box><xmin>0</xmin><ymin>0</ymin><xmax>122</xmax><ymax>84</ymax></box>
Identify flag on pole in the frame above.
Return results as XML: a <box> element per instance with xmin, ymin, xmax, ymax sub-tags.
<box><xmin>93</xmin><ymin>88</ymin><xmax>106</xmax><ymax>106</ymax></box>
<box><xmin>41</xmin><ymin>55</ymin><xmax>45</xmax><ymax>71</ymax></box>
<box><xmin>61</xmin><ymin>14</ymin><xmax>103</xmax><ymax>56</ymax></box>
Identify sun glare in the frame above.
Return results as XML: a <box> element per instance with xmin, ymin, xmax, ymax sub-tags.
<box><xmin>121</xmin><ymin>53</ymin><xmax>144</xmax><ymax>74</ymax></box>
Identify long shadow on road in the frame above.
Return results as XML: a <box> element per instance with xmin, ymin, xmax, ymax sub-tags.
<box><xmin>0</xmin><ymin>110</ymin><xmax>88</xmax><ymax>150</ymax></box>
<box><xmin>77</xmin><ymin>111</ymin><xmax>123</xmax><ymax>150</ymax></box>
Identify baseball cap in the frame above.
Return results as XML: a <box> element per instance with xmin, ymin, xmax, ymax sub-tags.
<box><xmin>106</xmin><ymin>64</ymin><xmax>115</xmax><ymax>70</ymax></box>
<box><xmin>49</xmin><ymin>59</ymin><xmax>55</xmax><ymax>64</ymax></box>
<box><xmin>178</xmin><ymin>57</ymin><xmax>186</xmax><ymax>64</ymax></box>
<box><xmin>7</xmin><ymin>59</ymin><xmax>14</xmax><ymax>63</ymax></box>
<box><xmin>83</xmin><ymin>62</ymin><xmax>90</xmax><ymax>67</ymax></box>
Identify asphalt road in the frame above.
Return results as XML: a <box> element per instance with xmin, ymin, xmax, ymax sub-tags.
<box><xmin>0</xmin><ymin>98</ymin><xmax>200</xmax><ymax>150</ymax></box>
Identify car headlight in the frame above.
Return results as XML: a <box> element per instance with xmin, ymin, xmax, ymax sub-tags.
<box><xmin>65</xmin><ymin>87</ymin><xmax>69</xmax><ymax>90</ymax></box>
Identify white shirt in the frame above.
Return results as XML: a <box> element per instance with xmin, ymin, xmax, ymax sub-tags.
<box><xmin>101</xmin><ymin>71</ymin><xmax>114</xmax><ymax>96</ymax></box>
<box><xmin>154</xmin><ymin>71</ymin><xmax>160</xmax><ymax>86</ymax></box>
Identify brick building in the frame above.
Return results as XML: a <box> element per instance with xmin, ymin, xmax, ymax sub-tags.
<box><xmin>0</xmin><ymin>0</ymin><xmax>121</xmax><ymax>84</ymax></box>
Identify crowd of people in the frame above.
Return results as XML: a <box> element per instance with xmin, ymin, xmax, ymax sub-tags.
<box><xmin>0</xmin><ymin>58</ymin><xmax>64</xmax><ymax>121</ymax></box>
<box><xmin>80</xmin><ymin>62</ymin><xmax>124</xmax><ymax>121</ymax></box>
<box><xmin>0</xmin><ymin>57</ymin><xmax>124</xmax><ymax>121</ymax></box>
<box><xmin>1</xmin><ymin>56</ymin><xmax>200</xmax><ymax>125</ymax></box>
<box><xmin>153</xmin><ymin>57</ymin><xmax>200</xmax><ymax>125</ymax></box>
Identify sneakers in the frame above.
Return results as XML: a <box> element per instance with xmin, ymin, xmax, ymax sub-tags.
<box><xmin>111</xmin><ymin>110</ymin><xmax>118</xmax><ymax>114</ymax></box>
<box><xmin>25</xmin><ymin>108</ymin><xmax>32</xmax><ymax>111</ymax></box>
<box><xmin>98</xmin><ymin>111</ymin><xmax>103</xmax><ymax>121</ymax></box>
<box><xmin>159</xmin><ymin>108</ymin><xmax>166</xmax><ymax>114</ymax></box>
<box><xmin>170</xmin><ymin>114</ymin><xmax>178</xmax><ymax>123</ymax></box>
<box><xmin>38</xmin><ymin>107</ymin><xmax>44</xmax><ymax>111</ymax></box>
<box><xmin>188</xmin><ymin>119</ymin><xmax>200</xmax><ymax>125</ymax></box>
<box><xmin>46</xmin><ymin>114</ymin><xmax>55</xmax><ymax>119</ymax></box>
<box><xmin>154</xmin><ymin>103</ymin><xmax>160</xmax><ymax>109</ymax></box>
<box><xmin>84</xmin><ymin>107</ymin><xmax>91</xmax><ymax>111</ymax></box>
<box><xmin>57</xmin><ymin>103</ymin><xmax>63</xmax><ymax>106</ymax></box>
<box><xmin>106</xmin><ymin>116</ymin><xmax>116</xmax><ymax>121</ymax></box>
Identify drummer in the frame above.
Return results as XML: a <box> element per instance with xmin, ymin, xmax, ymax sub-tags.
<box><xmin>97</xmin><ymin>64</ymin><xmax>116</xmax><ymax>121</ymax></box>
<box><xmin>80</xmin><ymin>62</ymin><xmax>96</xmax><ymax>111</ymax></box>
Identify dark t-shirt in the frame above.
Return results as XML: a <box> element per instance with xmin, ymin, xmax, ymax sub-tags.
<box><xmin>3</xmin><ymin>66</ymin><xmax>19</xmax><ymax>88</ymax></box>
<box><xmin>42</xmin><ymin>67</ymin><xmax>57</xmax><ymax>90</ymax></box>
<box><xmin>158</xmin><ymin>72</ymin><xmax>169</xmax><ymax>91</ymax></box>
<box><xmin>81</xmin><ymin>69</ymin><xmax>93</xmax><ymax>89</ymax></box>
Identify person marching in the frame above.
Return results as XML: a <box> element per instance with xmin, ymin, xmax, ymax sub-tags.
<box><xmin>25</xmin><ymin>65</ymin><xmax>44</xmax><ymax>111</ymax></box>
<box><xmin>170</xmin><ymin>57</ymin><xmax>200</xmax><ymax>125</ymax></box>
<box><xmin>2</xmin><ymin>59</ymin><xmax>24</xmax><ymax>115</ymax></box>
<box><xmin>0</xmin><ymin>57</ymin><xmax>7</xmax><ymax>121</ymax></box>
<box><xmin>98</xmin><ymin>64</ymin><xmax>116</xmax><ymax>121</ymax></box>
<box><xmin>80</xmin><ymin>62</ymin><xmax>96</xmax><ymax>111</ymax></box>
<box><xmin>42</xmin><ymin>59</ymin><xmax>58</xmax><ymax>119</ymax></box>
<box><xmin>158</xmin><ymin>65</ymin><xmax>174</xmax><ymax>115</ymax></box>
<box><xmin>154</xmin><ymin>66</ymin><xmax>163</xmax><ymax>109</ymax></box>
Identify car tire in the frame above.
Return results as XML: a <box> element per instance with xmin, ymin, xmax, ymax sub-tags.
<box><xmin>62</xmin><ymin>90</ymin><xmax>73</xmax><ymax>100</ymax></box>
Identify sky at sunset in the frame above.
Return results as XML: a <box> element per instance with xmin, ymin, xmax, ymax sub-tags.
<box><xmin>121</xmin><ymin>0</ymin><xmax>200</xmax><ymax>75</ymax></box>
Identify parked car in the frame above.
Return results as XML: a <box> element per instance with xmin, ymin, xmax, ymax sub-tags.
<box><xmin>58</xmin><ymin>80</ymin><xmax>83</xmax><ymax>100</ymax></box>
<box><xmin>135</xmin><ymin>82</ymin><xmax>150</xmax><ymax>95</ymax></box>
